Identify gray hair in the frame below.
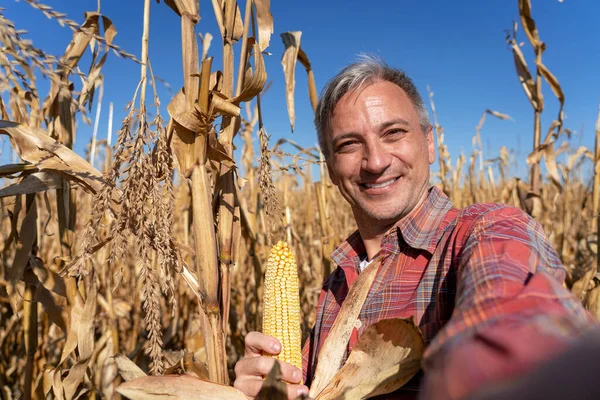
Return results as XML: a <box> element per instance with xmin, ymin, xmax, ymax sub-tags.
<box><xmin>314</xmin><ymin>55</ymin><xmax>432</xmax><ymax>160</ymax></box>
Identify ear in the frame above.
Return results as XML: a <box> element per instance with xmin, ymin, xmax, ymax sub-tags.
<box><xmin>426</xmin><ymin>125</ymin><xmax>435</xmax><ymax>165</ymax></box>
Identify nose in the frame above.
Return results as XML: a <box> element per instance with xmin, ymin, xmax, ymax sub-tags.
<box><xmin>362</xmin><ymin>139</ymin><xmax>392</xmax><ymax>174</ymax></box>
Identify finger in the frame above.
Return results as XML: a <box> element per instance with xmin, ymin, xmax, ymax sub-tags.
<box><xmin>233</xmin><ymin>377</ymin><xmax>308</xmax><ymax>400</ymax></box>
<box><xmin>235</xmin><ymin>357</ymin><xmax>303</xmax><ymax>385</ymax></box>
<box><xmin>287</xmin><ymin>384</ymin><xmax>309</xmax><ymax>400</ymax></box>
<box><xmin>245</xmin><ymin>331</ymin><xmax>281</xmax><ymax>357</ymax></box>
<box><xmin>233</xmin><ymin>376</ymin><xmax>264</xmax><ymax>398</ymax></box>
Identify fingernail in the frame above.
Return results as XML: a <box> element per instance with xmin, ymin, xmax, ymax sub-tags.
<box><xmin>270</xmin><ymin>341</ymin><xmax>281</xmax><ymax>352</ymax></box>
<box><xmin>292</xmin><ymin>369</ymin><xmax>301</xmax><ymax>381</ymax></box>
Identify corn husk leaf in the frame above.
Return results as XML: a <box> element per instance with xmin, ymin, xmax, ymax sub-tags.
<box><xmin>256</xmin><ymin>361</ymin><xmax>287</xmax><ymax>400</ymax></box>
<box><xmin>309</xmin><ymin>255</ymin><xmax>383</xmax><ymax>399</ymax></box>
<box><xmin>116</xmin><ymin>374</ymin><xmax>247</xmax><ymax>399</ymax></box>
<box><xmin>315</xmin><ymin>318</ymin><xmax>425</xmax><ymax>400</ymax></box>
<box><xmin>115</xmin><ymin>355</ymin><xmax>148</xmax><ymax>382</ymax></box>
<box><xmin>280</xmin><ymin>31</ymin><xmax>302</xmax><ymax>132</ymax></box>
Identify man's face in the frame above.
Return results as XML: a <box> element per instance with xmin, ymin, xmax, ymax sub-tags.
<box><xmin>326</xmin><ymin>80</ymin><xmax>435</xmax><ymax>228</ymax></box>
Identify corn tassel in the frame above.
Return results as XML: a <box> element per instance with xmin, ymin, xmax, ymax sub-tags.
<box><xmin>262</xmin><ymin>241</ymin><xmax>303</xmax><ymax>374</ymax></box>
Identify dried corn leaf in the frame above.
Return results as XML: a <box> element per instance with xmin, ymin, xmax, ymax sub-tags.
<box><xmin>485</xmin><ymin>109</ymin><xmax>512</xmax><ymax>121</ymax></box>
<box><xmin>572</xmin><ymin>268</ymin><xmax>595</xmax><ymax>301</ymax></box>
<box><xmin>316</xmin><ymin>318</ymin><xmax>424</xmax><ymax>400</ymax></box>
<box><xmin>567</xmin><ymin>146</ymin><xmax>593</xmax><ymax>170</ymax></box>
<box><xmin>182</xmin><ymin>353</ymin><xmax>210</xmax><ymax>380</ymax></box>
<box><xmin>280</xmin><ymin>32</ymin><xmax>302</xmax><ymax>132</ymax></box>
<box><xmin>309</xmin><ymin>255</ymin><xmax>383</xmax><ymax>399</ymax></box>
<box><xmin>585</xmin><ymin>285</ymin><xmax>600</xmax><ymax>320</ymax></box>
<box><xmin>518</xmin><ymin>0</ymin><xmax>541</xmax><ymax>48</ymax></box>
<box><xmin>60</xmin><ymin>12</ymin><xmax>100</xmax><ymax>71</ymax></box>
<box><xmin>231</xmin><ymin>39</ymin><xmax>267</xmax><ymax>104</ymax></box>
<box><xmin>199</xmin><ymin>33</ymin><xmax>213</xmax><ymax>62</ymax></box>
<box><xmin>61</xmin><ymin>282</ymin><xmax>97</xmax><ymax>400</ymax></box>
<box><xmin>7</xmin><ymin>197</ymin><xmax>36</xmax><ymax>282</ymax></box>
<box><xmin>0</xmin><ymin>121</ymin><xmax>114</xmax><ymax>199</ymax></box>
<box><xmin>115</xmin><ymin>355</ymin><xmax>147</xmax><ymax>382</ymax></box>
<box><xmin>508</xmin><ymin>24</ymin><xmax>540</xmax><ymax>111</ymax></box>
<box><xmin>116</xmin><ymin>374</ymin><xmax>247</xmax><ymax>399</ymax></box>
<box><xmin>0</xmin><ymin>171</ymin><xmax>62</xmax><ymax>198</ymax></box>
<box><xmin>536</xmin><ymin>62</ymin><xmax>563</xmax><ymax>106</ymax></box>
<box><xmin>254</xmin><ymin>0</ymin><xmax>273</xmax><ymax>52</ymax></box>
<box><xmin>101</xmin><ymin>16</ymin><xmax>117</xmax><ymax>45</ymax></box>
<box><xmin>164</xmin><ymin>0</ymin><xmax>199</xmax><ymax>17</ymax></box>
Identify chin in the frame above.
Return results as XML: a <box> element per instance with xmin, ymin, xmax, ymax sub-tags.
<box><xmin>356</xmin><ymin>204</ymin><xmax>406</xmax><ymax>224</ymax></box>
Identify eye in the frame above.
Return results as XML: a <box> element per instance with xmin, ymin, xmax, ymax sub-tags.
<box><xmin>385</xmin><ymin>128</ymin><xmax>406</xmax><ymax>138</ymax></box>
<box><xmin>335</xmin><ymin>140</ymin><xmax>359</xmax><ymax>153</ymax></box>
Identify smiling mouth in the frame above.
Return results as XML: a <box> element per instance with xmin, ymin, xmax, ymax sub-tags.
<box><xmin>359</xmin><ymin>177</ymin><xmax>399</xmax><ymax>189</ymax></box>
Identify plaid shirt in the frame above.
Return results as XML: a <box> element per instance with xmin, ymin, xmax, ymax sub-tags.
<box><xmin>302</xmin><ymin>186</ymin><xmax>595</xmax><ymax>399</ymax></box>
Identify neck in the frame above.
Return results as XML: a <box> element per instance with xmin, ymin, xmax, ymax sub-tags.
<box><xmin>355</xmin><ymin>187</ymin><xmax>430</xmax><ymax>260</ymax></box>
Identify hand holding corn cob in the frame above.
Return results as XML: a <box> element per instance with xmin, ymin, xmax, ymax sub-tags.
<box><xmin>232</xmin><ymin>241</ymin><xmax>309</xmax><ymax>399</ymax></box>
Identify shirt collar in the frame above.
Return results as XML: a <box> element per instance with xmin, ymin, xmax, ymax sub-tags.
<box><xmin>331</xmin><ymin>185</ymin><xmax>454</xmax><ymax>265</ymax></box>
<box><xmin>393</xmin><ymin>185</ymin><xmax>454</xmax><ymax>254</ymax></box>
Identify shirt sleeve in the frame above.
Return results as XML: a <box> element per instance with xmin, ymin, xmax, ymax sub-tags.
<box><xmin>420</xmin><ymin>206</ymin><xmax>596</xmax><ymax>400</ymax></box>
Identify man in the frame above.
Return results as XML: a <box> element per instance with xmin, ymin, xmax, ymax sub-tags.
<box><xmin>233</xmin><ymin>56</ymin><xmax>595</xmax><ymax>399</ymax></box>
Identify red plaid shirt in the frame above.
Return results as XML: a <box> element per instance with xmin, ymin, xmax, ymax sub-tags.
<box><xmin>302</xmin><ymin>186</ymin><xmax>595</xmax><ymax>399</ymax></box>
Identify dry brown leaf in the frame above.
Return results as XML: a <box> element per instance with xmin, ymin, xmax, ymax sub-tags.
<box><xmin>518</xmin><ymin>0</ymin><xmax>541</xmax><ymax>48</ymax></box>
<box><xmin>231</xmin><ymin>39</ymin><xmax>267</xmax><ymax>104</ymax></box>
<box><xmin>61</xmin><ymin>281</ymin><xmax>97</xmax><ymax>399</ymax></box>
<box><xmin>509</xmin><ymin>38</ymin><xmax>540</xmax><ymax>111</ymax></box>
<box><xmin>0</xmin><ymin>121</ymin><xmax>115</xmax><ymax>201</ymax></box>
<box><xmin>182</xmin><ymin>353</ymin><xmax>210</xmax><ymax>380</ymax></box>
<box><xmin>485</xmin><ymin>109</ymin><xmax>512</xmax><ymax>121</ymax></box>
<box><xmin>7</xmin><ymin>197</ymin><xmax>36</xmax><ymax>282</ymax></box>
<box><xmin>254</xmin><ymin>0</ymin><xmax>274</xmax><ymax>53</ymax></box>
<box><xmin>60</xmin><ymin>12</ymin><xmax>100</xmax><ymax>71</ymax></box>
<box><xmin>116</xmin><ymin>374</ymin><xmax>247</xmax><ymax>399</ymax></box>
<box><xmin>115</xmin><ymin>355</ymin><xmax>148</xmax><ymax>382</ymax></box>
<box><xmin>280</xmin><ymin>32</ymin><xmax>302</xmax><ymax>132</ymax></box>
<box><xmin>536</xmin><ymin>62</ymin><xmax>564</xmax><ymax>106</ymax></box>
<box><xmin>0</xmin><ymin>171</ymin><xmax>62</xmax><ymax>198</ymax></box>
<box><xmin>309</xmin><ymin>255</ymin><xmax>383</xmax><ymax>399</ymax></box>
<box><xmin>101</xmin><ymin>16</ymin><xmax>117</xmax><ymax>45</ymax></box>
<box><xmin>584</xmin><ymin>284</ymin><xmax>600</xmax><ymax>320</ymax></box>
<box><xmin>199</xmin><ymin>32</ymin><xmax>213</xmax><ymax>62</ymax></box>
<box><xmin>567</xmin><ymin>146</ymin><xmax>593</xmax><ymax>170</ymax></box>
<box><xmin>316</xmin><ymin>318</ymin><xmax>424</xmax><ymax>400</ymax></box>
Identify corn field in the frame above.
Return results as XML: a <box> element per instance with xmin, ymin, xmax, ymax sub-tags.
<box><xmin>0</xmin><ymin>0</ymin><xmax>599</xmax><ymax>399</ymax></box>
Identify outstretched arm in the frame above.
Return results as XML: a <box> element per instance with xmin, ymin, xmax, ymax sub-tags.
<box><xmin>420</xmin><ymin>206</ymin><xmax>596</xmax><ymax>400</ymax></box>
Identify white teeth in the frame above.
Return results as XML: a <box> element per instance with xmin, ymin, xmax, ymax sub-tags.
<box><xmin>363</xmin><ymin>178</ymin><xmax>397</xmax><ymax>189</ymax></box>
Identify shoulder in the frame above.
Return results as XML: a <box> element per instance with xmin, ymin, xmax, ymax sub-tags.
<box><xmin>453</xmin><ymin>202</ymin><xmax>540</xmax><ymax>240</ymax></box>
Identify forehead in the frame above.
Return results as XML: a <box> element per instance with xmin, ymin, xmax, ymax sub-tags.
<box><xmin>331</xmin><ymin>80</ymin><xmax>416</xmax><ymax>123</ymax></box>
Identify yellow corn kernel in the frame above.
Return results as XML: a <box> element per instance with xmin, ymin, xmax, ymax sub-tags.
<box><xmin>262</xmin><ymin>241</ymin><xmax>303</xmax><ymax>376</ymax></box>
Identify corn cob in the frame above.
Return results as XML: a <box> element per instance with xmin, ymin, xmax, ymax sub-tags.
<box><xmin>262</xmin><ymin>241</ymin><xmax>303</xmax><ymax>375</ymax></box>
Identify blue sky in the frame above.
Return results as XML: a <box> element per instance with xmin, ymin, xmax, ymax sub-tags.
<box><xmin>3</xmin><ymin>0</ymin><xmax>599</xmax><ymax>181</ymax></box>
